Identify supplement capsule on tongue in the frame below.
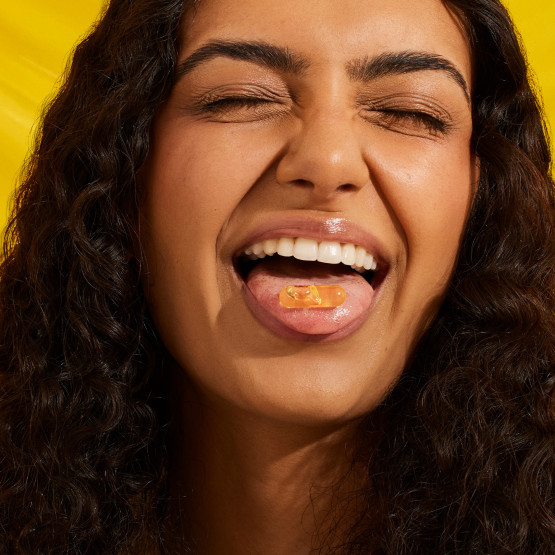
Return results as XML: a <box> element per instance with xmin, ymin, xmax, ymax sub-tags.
<box><xmin>279</xmin><ymin>285</ymin><xmax>346</xmax><ymax>308</ymax></box>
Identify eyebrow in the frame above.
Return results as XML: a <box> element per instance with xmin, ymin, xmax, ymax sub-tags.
<box><xmin>176</xmin><ymin>40</ymin><xmax>308</xmax><ymax>78</ymax></box>
<box><xmin>347</xmin><ymin>51</ymin><xmax>470</xmax><ymax>101</ymax></box>
<box><xmin>176</xmin><ymin>40</ymin><xmax>470</xmax><ymax>101</ymax></box>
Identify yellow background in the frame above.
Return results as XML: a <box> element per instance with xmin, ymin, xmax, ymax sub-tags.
<box><xmin>1</xmin><ymin>0</ymin><xmax>554</xmax><ymax>226</ymax></box>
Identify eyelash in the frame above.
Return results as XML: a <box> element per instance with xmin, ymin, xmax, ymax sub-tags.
<box><xmin>194</xmin><ymin>95</ymin><xmax>282</xmax><ymax>118</ymax></box>
<box><xmin>204</xmin><ymin>96</ymin><xmax>272</xmax><ymax>110</ymax></box>
<box><xmin>194</xmin><ymin>95</ymin><xmax>449</xmax><ymax>135</ymax></box>
<box><xmin>371</xmin><ymin>108</ymin><xmax>448</xmax><ymax>134</ymax></box>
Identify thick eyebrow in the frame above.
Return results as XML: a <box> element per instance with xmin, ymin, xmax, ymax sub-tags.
<box><xmin>347</xmin><ymin>51</ymin><xmax>470</xmax><ymax>102</ymax></box>
<box><xmin>176</xmin><ymin>41</ymin><xmax>470</xmax><ymax>103</ymax></box>
<box><xmin>176</xmin><ymin>40</ymin><xmax>308</xmax><ymax>79</ymax></box>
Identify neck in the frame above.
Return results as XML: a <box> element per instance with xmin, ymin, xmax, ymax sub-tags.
<box><xmin>164</xmin><ymin>378</ymin><xmax>366</xmax><ymax>554</ymax></box>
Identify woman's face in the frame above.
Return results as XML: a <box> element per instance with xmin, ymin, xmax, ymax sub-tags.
<box><xmin>140</xmin><ymin>0</ymin><xmax>476</xmax><ymax>425</ymax></box>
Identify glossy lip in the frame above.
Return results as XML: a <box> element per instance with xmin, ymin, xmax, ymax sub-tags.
<box><xmin>233</xmin><ymin>213</ymin><xmax>390</xmax><ymax>269</ymax></box>
<box><xmin>229</xmin><ymin>213</ymin><xmax>390</xmax><ymax>342</ymax></box>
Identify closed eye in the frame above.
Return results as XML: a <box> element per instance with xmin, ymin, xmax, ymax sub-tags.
<box><xmin>189</xmin><ymin>90</ymin><xmax>290</xmax><ymax>122</ymax></box>
<box><xmin>376</xmin><ymin>109</ymin><xmax>447</xmax><ymax>134</ymax></box>
<box><xmin>202</xmin><ymin>96</ymin><xmax>275</xmax><ymax>111</ymax></box>
<box><xmin>358</xmin><ymin>93</ymin><xmax>454</xmax><ymax>138</ymax></box>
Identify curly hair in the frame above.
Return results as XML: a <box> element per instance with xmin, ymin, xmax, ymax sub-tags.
<box><xmin>0</xmin><ymin>0</ymin><xmax>552</xmax><ymax>553</ymax></box>
<box><xmin>0</xmin><ymin>1</ymin><xmax>186</xmax><ymax>551</ymax></box>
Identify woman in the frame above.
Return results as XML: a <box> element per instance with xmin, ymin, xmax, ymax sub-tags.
<box><xmin>0</xmin><ymin>0</ymin><xmax>553</xmax><ymax>553</ymax></box>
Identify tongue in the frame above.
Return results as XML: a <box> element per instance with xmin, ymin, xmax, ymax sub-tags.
<box><xmin>245</xmin><ymin>257</ymin><xmax>374</xmax><ymax>335</ymax></box>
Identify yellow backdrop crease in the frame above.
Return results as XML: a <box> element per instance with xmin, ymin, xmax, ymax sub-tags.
<box><xmin>1</xmin><ymin>0</ymin><xmax>554</xmax><ymax>225</ymax></box>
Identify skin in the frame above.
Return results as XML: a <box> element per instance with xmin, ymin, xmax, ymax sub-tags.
<box><xmin>139</xmin><ymin>0</ymin><xmax>477</xmax><ymax>551</ymax></box>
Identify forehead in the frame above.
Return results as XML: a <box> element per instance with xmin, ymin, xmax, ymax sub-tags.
<box><xmin>180</xmin><ymin>0</ymin><xmax>471</xmax><ymax>80</ymax></box>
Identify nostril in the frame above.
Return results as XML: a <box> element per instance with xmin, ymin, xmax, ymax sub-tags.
<box><xmin>291</xmin><ymin>179</ymin><xmax>313</xmax><ymax>189</ymax></box>
<box><xmin>337</xmin><ymin>183</ymin><xmax>358</xmax><ymax>193</ymax></box>
<box><xmin>289</xmin><ymin>180</ymin><xmax>358</xmax><ymax>194</ymax></box>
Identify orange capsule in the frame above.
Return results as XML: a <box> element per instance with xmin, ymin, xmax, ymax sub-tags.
<box><xmin>279</xmin><ymin>284</ymin><xmax>346</xmax><ymax>308</ymax></box>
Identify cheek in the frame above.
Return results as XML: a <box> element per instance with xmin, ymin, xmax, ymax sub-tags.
<box><xmin>139</xmin><ymin>119</ymin><xmax>278</xmax><ymax>305</ymax></box>
<box><xmin>138</xmin><ymin>117</ymin><xmax>287</xmax><ymax>346</ymax></box>
<box><xmin>406</xmin><ymin>149</ymin><xmax>474</xmax><ymax>282</ymax></box>
<box><xmin>370</xmin><ymin>137</ymin><xmax>475</xmax><ymax>269</ymax></box>
<box><xmin>143</xmin><ymin>118</ymin><xmax>286</xmax><ymax>233</ymax></box>
<box><xmin>364</xmin><ymin>135</ymin><xmax>475</xmax><ymax>347</ymax></box>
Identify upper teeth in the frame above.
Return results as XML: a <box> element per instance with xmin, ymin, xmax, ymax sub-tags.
<box><xmin>243</xmin><ymin>237</ymin><xmax>377</xmax><ymax>273</ymax></box>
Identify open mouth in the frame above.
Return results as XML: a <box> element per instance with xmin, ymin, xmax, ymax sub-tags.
<box><xmin>235</xmin><ymin>237</ymin><xmax>378</xmax><ymax>286</ymax></box>
<box><xmin>234</xmin><ymin>236</ymin><xmax>384</xmax><ymax>341</ymax></box>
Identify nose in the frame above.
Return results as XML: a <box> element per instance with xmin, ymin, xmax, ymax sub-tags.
<box><xmin>275</xmin><ymin>107</ymin><xmax>370</xmax><ymax>199</ymax></box>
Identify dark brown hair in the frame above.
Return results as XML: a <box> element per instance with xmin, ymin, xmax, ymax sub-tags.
<box><xmin>0</xmin><ymin>0</ymin><xmax>553</xmax><ymax>553</ymax></box>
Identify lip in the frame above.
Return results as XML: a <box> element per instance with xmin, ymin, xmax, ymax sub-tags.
<box><xmin>229</xmin><ymin>212</ymin><xmax>389</xmax><ymax>342</ymax></box>
<box><xmin>233</xmin><ymin>213</ymin><xmax>390</xmax><ymax>268</ymax></box>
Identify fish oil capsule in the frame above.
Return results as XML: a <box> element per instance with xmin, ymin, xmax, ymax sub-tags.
<box><xmin>279</xmin><ymin>285</ymin><xmax>346</xmax><ymax>308</ymax></box>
